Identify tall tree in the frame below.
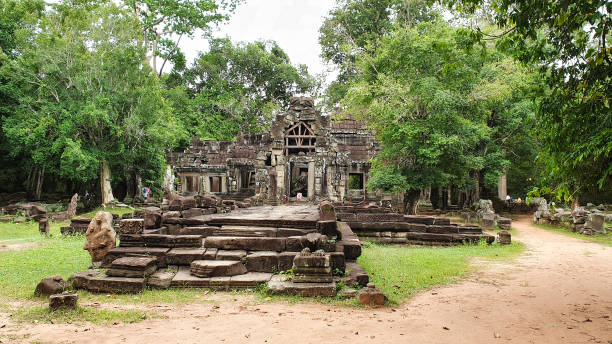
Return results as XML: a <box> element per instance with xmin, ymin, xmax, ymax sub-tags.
<box><xmin>125</xmin><ymin>0</ymin><xmax>242</xmax><ymax>73</ymax></box>
<box><xmin>0</xmin><ymin>0</ymin><xmax>44</xmax><ymax>194</ymax></box>
<box><xmin>342</xmin><ymin>21</ymin><xmax>539</xmax><ymax>213</ymax></box>
<box><xmin>2</xmin><ymin>1</ymin><xmax>178</xmax><ymax>203</ymax></box>
<box><xmin>449</xmin><ymin>0</ymin><xmax>612</xmax><ymax>200</ymax></box>
<box><xmin>319</xmin><ymin>0</ymin><xmax>436</xmax><ymax>107</ymax></box>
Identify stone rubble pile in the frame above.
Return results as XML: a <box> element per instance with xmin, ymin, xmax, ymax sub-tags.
<box><xmin>532</xmin><ymin>198</ymin><xmax>607</xmax><ymax>235</ymax></box>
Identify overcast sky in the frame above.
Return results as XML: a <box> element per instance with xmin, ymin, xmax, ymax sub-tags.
<box><xmin>178</xmin><ymin>0</ymin><xmax>337</xmax><ymax>79</ymax></box>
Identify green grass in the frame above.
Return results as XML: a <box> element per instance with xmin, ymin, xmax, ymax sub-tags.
<box><xmin>534</xmin><ymin>223</ymin><xmax>612</xmax><ymax>247</ymax></box>
<box><xmin>12</xmin><ymin>306</ymin><xmax>153</xmax><ymax>325</ymax></box>
<box><xmin>358</xmin><ymin>240</ymin><xmax>525</xmax><ymax>304</ymax></box>
<box><xmin>0</xmin><ymin>221</ymin><xmax>198</xmax><ymax>323</ymax></box>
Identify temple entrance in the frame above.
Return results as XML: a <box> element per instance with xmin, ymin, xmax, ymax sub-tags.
<box><xmin>289</xmin><ymin>162</ymin><xmax>308</xmax><ymax>197</ymax></box>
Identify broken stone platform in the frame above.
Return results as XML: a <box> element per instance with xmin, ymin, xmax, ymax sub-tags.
<box><xmin>70</xmin><ymin>204</ymin><xmax>369</xmax><ymax>295</ymax></box>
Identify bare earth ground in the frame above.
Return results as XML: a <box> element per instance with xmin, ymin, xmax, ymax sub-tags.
<box><xmin>2</xmin><ymin>216</ymin><xmax>611</xmax><ymax>344</ymax></box>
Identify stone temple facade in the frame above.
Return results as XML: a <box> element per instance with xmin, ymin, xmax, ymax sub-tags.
<box><xmin>167</xmin><ymin>97</ymin><xmax>381</xmax><ymax>203</ymax></box>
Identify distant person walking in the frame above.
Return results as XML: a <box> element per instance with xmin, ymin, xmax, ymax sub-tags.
<box><xmin>142</xmin><ymin>187</ymin><xmax>150</xmax><ymax>203</ymax></box>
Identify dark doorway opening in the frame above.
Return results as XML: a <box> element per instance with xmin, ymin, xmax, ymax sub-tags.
<box><xmin>210</xmin><ymin>176</ymin><xmax>221</xmax><ymax>193</ymax></box>
<box><xmin>348</xmin><ymin>173</ymin><xmax>364</xmax><ymax>190</ymax></box>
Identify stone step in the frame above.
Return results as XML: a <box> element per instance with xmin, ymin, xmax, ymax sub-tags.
<box><xmin>171</xmin><ymin>266</ymin><xmax>272</xmax><ymax>289</ymax></box>
<box><xmin>86</xmin><ymin>276</ymin><xmax>145</xmax><ymax>293</ymax></box>
<box><xmin>267</xmin><ymin>275</ymin><xmax>336</xmax><ymax>297</ymax></box>
<box><xmin>362</xmin><ymin>232</ymin><xmax>495</xmax><ymax>245</ymax></box>
<box><xmin>166</xmin><ymin>248</ymin><xmax>208</xmax><ymax>265</ymax></box>
<box><xmin>142</xmin><ymin>234</ymin><xmax>203</xmax><ymax>248</ymax></box>
<box><xmin>106</xmin><ymin>256</ymin><xmax>158</xmax><ymax>278</ymax></box>
<box><xmin>190</xmin><ymin>260</ymin><xmax>247</xmax><ymax>278</ymax></box>
<box><xmin>102</xmin><ymin>247</ymin><xmax>170</xmax><ymax>267</ymax></box>
<box><xmin>215</xmin><ymin>226</ymin><xmax>277</xmax><ymax>237</ymax></box>
<box><xmin>203</xmin><ymin>236</ymin><xmax>286</xmax><ymax>251</ymax></box>
<box><xmin>207</xmin><ymin>218</ymin><xmax>317</xmax><ymax>230</ymax></box>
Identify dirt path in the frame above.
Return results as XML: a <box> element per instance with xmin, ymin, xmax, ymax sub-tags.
<box><xmin>2</xmin><ymin>216</ymin><xmax>611</xmax><ymax>344</ymax></box>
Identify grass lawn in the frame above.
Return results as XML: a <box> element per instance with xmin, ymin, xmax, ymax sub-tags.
<box><xmin>533</xmin><ymin>223</ymin><xmax>612</xmax><ymax>247</ymax></box>
<box><xmin>358</xmin><ymin>240</ymin><xmax>525</xmax><ymax>304</ymax></box>
<box><xmin>0</xmin><ymin>220</ymin><xmax>205</xmax><ymax>324</ymax></box>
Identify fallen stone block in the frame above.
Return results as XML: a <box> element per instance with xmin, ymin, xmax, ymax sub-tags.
<box><xmin>102</xmin><ymin>247</ymin><xmax>170</xmax><ymax>267</ymax></box>
<box><xmin>49</xmin><ymin>293</ymin><xmax>78</xmax><ymax>311</ymax></box>
<box><xmin>190</xmin><ymin>260</ymin><xmax>247</xmax><ymax>278</ymax></box>
<box><xmin>106</xmin><ymin>256</ymin><xmax>158</xmax><ymax>278</ymax></box>
<box><xmin>35</xmin><ymin>275</ymin><xmax>69</xmax><ymax>297</ymax></box>
<box><xmin>147</xmin><ymin>269</ymin><xmax>176</xmax><ymax>289</ymax></box>
<box><xmin>170</xmin><ymin>266</ymin><xmax>211</xmax><ymax>288</ymax></box>
<box><xmin>357</xmin><ymin>283</ymin><xmax>387</xmax><ymax>306</ymax></box>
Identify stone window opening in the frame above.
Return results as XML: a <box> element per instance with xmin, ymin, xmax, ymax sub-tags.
<box><xmin>348</xmin><ymin>173</ymin><xmax>364</xmax><ymax>190</ymax></box>
<box><xmin>285</xmin><ymin>121</ymin><xmax>316</xmax><ymax>155</ymax></box>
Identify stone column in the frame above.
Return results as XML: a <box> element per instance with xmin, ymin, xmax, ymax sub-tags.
<box><xmin>221</xmin><ymin>176</ymin><xmax>227</xmax><ymax>193</ymax></box>
<box><xmin>498</xmin><ymin>172</ymin><xmax>507</xmax><ymax>200</ymax></box>
<box><xmin>307</xmin><ymin>161</ymin><xmax>315</xmax><ymax>200</ymax></box>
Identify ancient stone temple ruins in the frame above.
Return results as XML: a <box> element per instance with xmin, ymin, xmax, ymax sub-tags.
<box><xmin>167</xmin><ymin>97</ymin><xmax>382</xmax><ymax>203</ymax></box>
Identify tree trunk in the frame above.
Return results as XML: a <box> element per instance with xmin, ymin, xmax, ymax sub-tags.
<box><xmin>473</xmin><ymin>170</ymin><xmax>480</xmax><ymax>202</ymax></box>
<box><xmin>430</xmin><ymin>187</ymin><xmax>440</xmax><ymax>209</ymax></box>
<box><xmin>34</xmin><ymin>166</ymin><xmax>44</xmax><ymax>200</ymax></box>
<box><xmin>125</xmin><ymin>171</ymin><xmax>134</xmax><ymax>200</ymax></box>
<box><xmin>135</xmin><ymin>172</ymin><xmax>142</xmax><ymax>199</ymax></box>
<box><xmin>100</xmin><ymin>160</ymin><xmax>115</xmax><ymax>204</ymax></box>
<box><xmin>403</xmin><ymin>189</ymin><xmax>421</xmax><ymax>215</ymax></box>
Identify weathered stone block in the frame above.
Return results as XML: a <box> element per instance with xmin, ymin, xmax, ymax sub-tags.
<box><xmin>203</xmin><ymin>236</ymin><xmax>285</xmax><ymax>251</ymax></box>
<box><xmin>87</xmin><ymin>276</ymin><xmax>145</xmax><ymax>293</ymax></box>
<box><xmin>190</xmin><ymin>260</ymin><xmax>247</xmax><ymax>278</ymax></box>
<box><xmin>118</xmin><ymin>219</ymin><xmax>144</xmax><ymax>234</ymax></box>
<box><xmin>216</xmin><ymin>250</ymin><xmax>247</xmax><ymax>261</ymax></box>
<box><xmin>35</xmin><ymin>275</ymin><xmax>69</xmax><ymax>297</ymax></box>
<box><xmin>357</xmin><ymin>283</ymin><xmax>387</xmax><ymax>306</ymax></box>
<box><xmin>246</xmin><ymin>251</ymin><xmax>279</xmax><ymax>272</ymax></box>
<box><xmin>166</xmin><ymin>248</ymin><xmax>206</xmax><ymax>265</ymax></box>
<box><xmin>49</xmin><ymin>293</ymin><xmax>77</xmax><ymax>310</ymax></box>
<box><xmin>147</xmin><ymin>270</ymin><xmax>176</xmax><ymax>289</ymax></box>
<box><xmin>144</xmin><ymin>207</ymin><xmax>162</xmax><ymax>229</ymax></box>
<box><xmin>497</xmin><ymin>230</ymin><xmax>511</xmax><ymax>244</ymax></box>
<box><xmin>267</xmin><ymin>275</ymin><xmax>336</xmax><ymax>297</ymax></box>
<box><xmin>84</xmin><ymin>211</ymin><xmax>116</xmax><ymax>263</ymax></box>
<box><xmin>68</xmin><ymin>270</ymin><xmax>99</xmax><ymax>289</ymax></box>
<box><xmin>317</xmin><ymin>220</ymin><xmax>340</xmax><ymax>238</ymax></box>
<box><xmin>229</xmin><ymin>272</ymin><xmax>272</xmax><ymax>289</ymax></box>
<box><xmin>278</xmin><ymin>251</ymin><xmax>297</xmax><ymax>271</ymax></box>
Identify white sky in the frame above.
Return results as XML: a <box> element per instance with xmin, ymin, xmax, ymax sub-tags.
<box><xmin>178</xmin><ymin>0</ymin><xmax>337</xmax><ymax>79</ymax></box>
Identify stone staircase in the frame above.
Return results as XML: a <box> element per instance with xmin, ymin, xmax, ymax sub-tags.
<box><xmin>71</xmin><ymin>206</ymin><xmax>366</xmax><ymax>294</ymax></box>
<box><xmin>336</xmin><ymin>204</ymin><xmax>495</xmax><ymax>245</ymax></box>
